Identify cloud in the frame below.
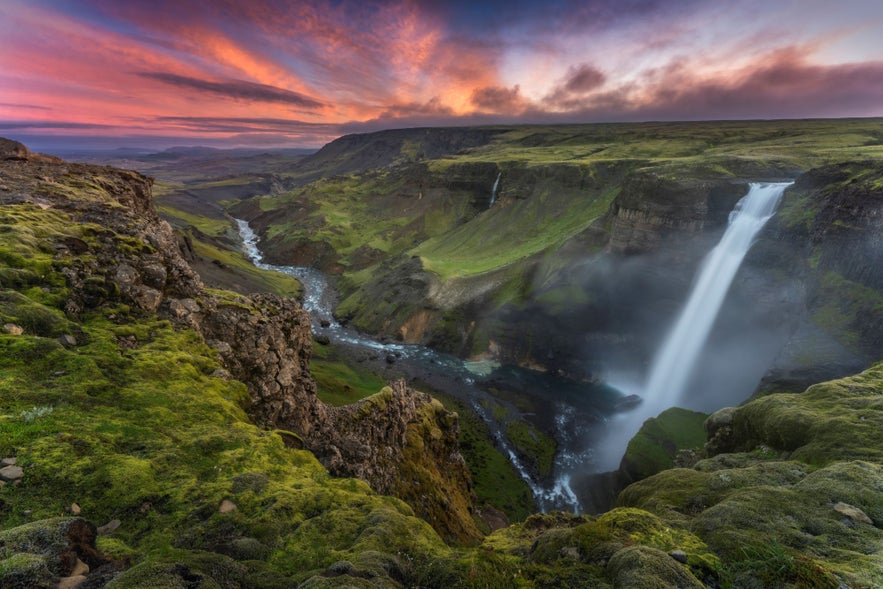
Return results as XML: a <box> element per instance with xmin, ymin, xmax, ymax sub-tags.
<box><xmin>0</xmin><ymin>103</ymin><xmax>52</xmax><ymax>111</ymax></box>
<box><xmin>155</xmin><ymin>116</ymin><xmax>336</xmax><ymax>134</ymax></box>
<box><xmin>471</xmin><ymin>85</ymin><xmax>528</xmax><ymax>113</ymax></box>
<box><xmin>625</xmin><ymin>49</ymin><xmax>883</xmax><ymax>120</ymax></box>
<box><xmin>377</xmin><ymin>97</ymin><xmax>455</xmax><ymax>120</ymax></box>
<box><xmin>543</xmin><ymin>63</ymin><xmax>607</xmax><ymax>109</ymax></box>
<box><xmin>562</xmin><ymin>64</ymin><xmax>606</xmax><ymax>93</ymax></box>
<box><xmin>138</xmin><ymin>72</ymin><xmax>325</xmax><ymax>109</ymax></box>
<box><xmin>0</xmin><ymin>120</ymin><xmax>114</xmax><ymax>130</ymax></box>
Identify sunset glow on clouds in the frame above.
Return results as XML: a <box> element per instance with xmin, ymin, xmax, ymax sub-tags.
<box><xmin>1</xmin><ymin>0</ymin><xmax>882</xmax><ymax>148</ymax></box>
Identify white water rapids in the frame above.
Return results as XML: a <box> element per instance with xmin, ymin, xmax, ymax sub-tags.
<box><xmin>597</xmin><ymin>181</ymin><xmax>792</xmax><ymax>469</ymax></box>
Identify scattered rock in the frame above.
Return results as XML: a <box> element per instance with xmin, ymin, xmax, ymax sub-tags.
<box><xmin>669</xmin><ymin>549</ymin><xmax>688</xmax><ymax>563</ymax></box>
<box><xmin>3</xmin><ymin>323</ymin><xmax>23</xmax><ymax>335</ymax></box>
<box><xmin>96</xmin><ymin>519</ymin><xmax>121</xmax><ymax>535</ymax></box>
<box><xmin>0</xmin><ymin>464</ymin><xmax>24</xmax><ymax>482</ymax></box>
<box><xmin>210</xmin><ymin>368</ymin><xmax>231</xmax><ymax>380</ymax></box>
<box><xmin>320</xmin><ymin>319</ymin><xmax>331</xmax><ymax>328</ymax></box>
<box><xmin>57</xmin><ymin>335</ymin><xmax>77</xmax><ymax>348</ymax></box>
<box><xmin>559</xmin><ymin>546</ymin><xmax>580</xmax><ymax>561</ymax></box>
<box><xmin>55</xmin><ymin>575</ymin><xmax>87</xmax><ymax>589</ymax></box>
<box><xmin>705</xmin><ymin>406</ymin><xmax>738</xmax><ymax>455</ymax></box>
<box><xmin>833</xmin><ymin>502</ymin><xmax>872</xmax><ymax>525</ymax></box>
<box><xmin>326</xmin><ymin>560</ymin><xmax>356</xmax><ymax>577</ymax></box>
<box><xmin>70</xmin><ymin>503</ymin><xmax>81</xmax><ymax>516</ymax></box>
<box><xmin>315</xmin><ymin>334</ymin><xmax>330</xmax><ymax>345</ymax></box>
<box><xmin>1</xmin><ymin>457</ymin><xmax>16</xmax><ymax>466</ymax></box>
<box><xmin>70</xmin><ymin>558</ymin><xmax>89</xmax><ymax>576</ymax></box>
<box><xmin>219</xmin><ymin>499</ymin><xmax>237</xmax><ymax>514</ymax></box>
<box><xmin>385</xmin><ymin>354</ymin><xmax>397</xmax><ymax>364</ymax></box>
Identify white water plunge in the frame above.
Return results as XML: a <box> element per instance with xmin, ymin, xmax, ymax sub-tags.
<box><xmin>644</xmin><ymin>181</ymin><xmax>792</xmax><ymax>411</ymax></box>
<box><xmin>597</xmin><ymin>181</ymin><xmax>792</xmax><ymax>470</ymax></box>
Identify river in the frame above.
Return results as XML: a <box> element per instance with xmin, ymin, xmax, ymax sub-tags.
<box><xmin>235</xmin><ymin>218</ymin><xmax>628</xmax><ymax>512</ymax></box>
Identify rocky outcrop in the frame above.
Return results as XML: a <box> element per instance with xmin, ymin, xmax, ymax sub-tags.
<box><xmin>181</xmin><ymin>290</ymin><xmax>479</xmax><ymax>542</ymax></box>
<box><xmin>0</xmin><ymin>138</ymin><xmax>29</xmax><ymax>161</ymax></box>
<box><xmin>0</xmin><ymin>154</ymin><xmax>203</xmax><ymax>317</ymax></box>
<box><xmin>753</xmin><ymin>161</ymin><xmax>883</xmax><ymax>387</ymax></box>
<box><xmin>0</xmin><ymin>141</ymin><xmax>479</xmax><ymax>545</ymax></box>
<box><xmin>194</xmin><ymin>293</ymin><xmax>326</xmax><ymax>435</ymax></box>
<box><xmin>318</xmin><ymin>381</ymin><xmax>480</xmax><ymax>543</ymax></box>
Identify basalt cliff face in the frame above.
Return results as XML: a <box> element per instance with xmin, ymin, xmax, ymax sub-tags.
<box><xmin>0</xmin><ymin>140</ymin><xmax>479</xmax><ymax>547</ymax></box>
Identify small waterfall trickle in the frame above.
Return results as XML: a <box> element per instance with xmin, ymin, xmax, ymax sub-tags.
<box><xmin>489</xmin><ymin>171</ymin><xmax>501</xmax><ymax>208</ymax></box>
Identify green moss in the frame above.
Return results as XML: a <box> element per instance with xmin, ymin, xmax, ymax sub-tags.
<box><xmin>811</xmin><ymin>271</ymin><xmax>883</xmax><ymax>352</ymax></box>
<box><xmin>0</xmin><ymin>552</ymin><xmax>53</xmax><ymax>589</ymax></box>
<box><xmin>413</xmin><ymin>184</ymin><xmax>619</xmax><ymax>280</ymax></box>
<box><xmin>621</xmin><ymin>407</ymin><xmax>708</xmax><ymax>482</ymax></box>
<box><xmin>733</xmin><ymin>362</ymin><xmax>883</xmax><ymax>464</ymax></box>
<box><xmin>617</xmin><ymin>365</ymin><xmax>883</xmax><ymax>587</ymax></box>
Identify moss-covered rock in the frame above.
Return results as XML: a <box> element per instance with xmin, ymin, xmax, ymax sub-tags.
<box><xmin>606</xmin><ymin>545</ymin><xmax>703</xmax><ymax>589</ymax></box>
<box><xmin>0</xmin><ymin>517</ymin><xmax>104</xmax><ymax>587</ymax></box>
<box><xmin>617</xmin><ymin>363</ymin><xmax>883</xmax><ymax>587</ymax></box>
<box><xmin>619</xmin><ymin>407</ymin><xmax>707</xmax><ymax>484</ymax></box>
<box><xmin>713</xmin><ymin>362</ymin><xmax>883</xmax><ymax>464</ymax></box>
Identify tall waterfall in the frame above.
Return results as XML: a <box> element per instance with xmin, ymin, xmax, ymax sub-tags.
<box><xmin>489</xmin><ymin>172</ymin><xmax>501</xmax><ymax>208</ymax></box>
<box><xmin>642</xmin><ymin>182</ymin><xmax>792</xmax><ymax>412</ymax></box>
<box><xmin>596</xmin><ymin>181</ymin><xmax>791</xmax><ymax>470</ymax></box>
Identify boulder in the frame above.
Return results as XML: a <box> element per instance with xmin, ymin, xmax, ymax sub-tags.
<box><xmin>0</xmin><ymin>464</ymin><xmax>23</xmax><ymax>482</ymax></box>
<box><xmin>0</xmin><ymin>137</ymin><xmax>29</xmax><ymax>161</ymax></box>
<box><xmin>3</xmin><ymin>323</ymin><xmax>23</xmax><ymax>335</ymax></box>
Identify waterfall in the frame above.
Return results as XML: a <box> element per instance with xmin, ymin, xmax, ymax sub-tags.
<box><xmin>489</xmin><ymin>172</ymin><xmax>501</xmax><ymax>208</ymax></box>
<box><xmin>642</xmin><ymin>181</ymin><xmax>791</xmax><ymax>412</ymax></box>
<box><xmin>595</xmin><ymin>181</ymin><xmax>791</xmax><ymax>470</ymax></box>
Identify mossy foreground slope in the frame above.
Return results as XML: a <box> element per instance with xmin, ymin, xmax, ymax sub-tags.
<box><xmin>2</xmin><ymin>137</ymin><xmax>882</xmax><ymax>588</ymax></box>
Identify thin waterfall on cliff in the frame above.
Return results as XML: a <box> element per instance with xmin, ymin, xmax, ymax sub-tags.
<box><xmin>489</xmin><ymin>171</ymin><xmax>501</xmax><ymax>208</ymax></box>
<box><xmin>643</xmin><ymin>181</ymin><xmax>792</xmax><ymax>413</ymax></box>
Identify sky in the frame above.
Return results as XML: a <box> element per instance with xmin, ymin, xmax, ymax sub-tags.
<box><xmin>1</xmin><ymin>0</ymin><xmax>882</xmax><ymax>149</ymax></box>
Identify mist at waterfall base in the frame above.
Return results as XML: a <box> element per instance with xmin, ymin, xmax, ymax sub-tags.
<box><xmin>591</xmin><ymin>182</ymin><xmax>794</xmax><ymax>471</ymax></box>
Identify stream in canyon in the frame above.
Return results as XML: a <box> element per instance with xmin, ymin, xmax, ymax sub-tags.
<box><xmin>237</xmin><ymin>182</ymin><xmax>789</xmax><ymax>513</ymax></box>
<box><xmin>236</xmin><ymin>219</ymin><xmax>617</xmax><ymax>512</ymax></box>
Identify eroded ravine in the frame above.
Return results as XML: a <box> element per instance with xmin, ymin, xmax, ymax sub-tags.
<box><xmin>236</xmin><ymin>218</ymin><xmax>620</xmax><ymax>512</ymax></box>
